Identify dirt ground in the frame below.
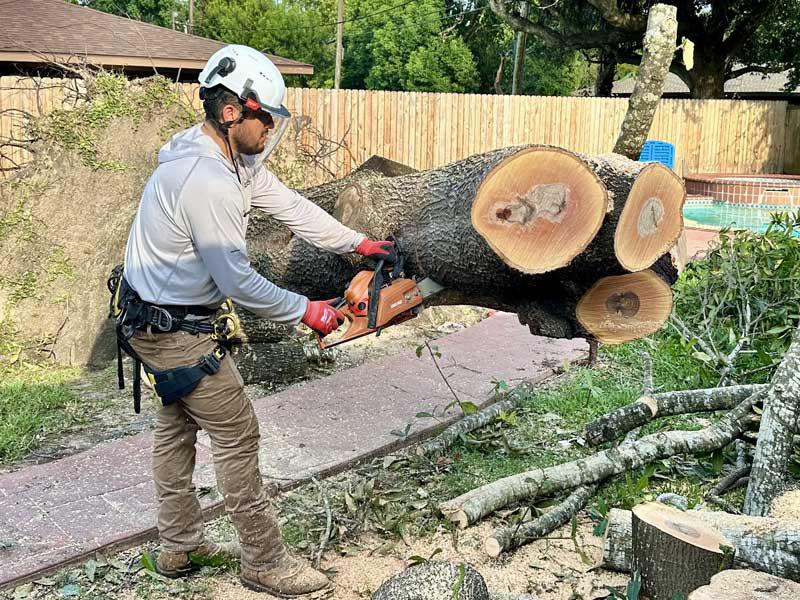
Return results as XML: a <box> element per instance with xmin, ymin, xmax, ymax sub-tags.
<box><xmin>125</xmin><ymin>520</ymin><xmax>627</xmax><ymax>600</ymax></box>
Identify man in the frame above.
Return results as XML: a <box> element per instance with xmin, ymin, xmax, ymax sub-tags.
<box><xmin>120</xmin><ymin>45</ymin><xmax>395</xmax><ymax>596</ymax></box>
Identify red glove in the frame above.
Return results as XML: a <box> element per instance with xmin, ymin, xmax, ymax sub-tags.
<box><xmin>356</xmin><ymin>239</ymin><xmax>397</xmax><ymax>263</ymax></box>
<box><xmin>302</xmin><ymin>299</ymin><xmax>345</xmax><ymax>336</ymax></box>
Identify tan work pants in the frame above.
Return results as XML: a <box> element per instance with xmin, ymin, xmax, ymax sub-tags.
<box><xmin>130</xmin><ymin>329</ymin><xmax>285</xmax><ymax>570</ymax></box>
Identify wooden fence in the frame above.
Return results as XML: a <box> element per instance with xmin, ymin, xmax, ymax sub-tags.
<box><xmin>785</xmin><ymin>106</ymin><xmax>800</xmax><ymax>175</ymax></box>
<box><xmin>1</xmin><ymin>75</ymin><xmax>793</xmax><ymax>177</ymax></box>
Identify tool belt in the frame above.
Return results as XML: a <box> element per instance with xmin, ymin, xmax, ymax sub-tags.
<box><xmin>107</xmin><ymin>264</ymin><xmax>240</xmax><ymax>414</ymax></box>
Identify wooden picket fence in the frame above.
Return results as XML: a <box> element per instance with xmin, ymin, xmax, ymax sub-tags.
<box><xmin>1</xmin><ymin>75</ymin><xmax>794</xmax><ymax>177</ymax></box>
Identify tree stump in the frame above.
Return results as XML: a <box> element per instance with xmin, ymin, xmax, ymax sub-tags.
<box><xmin>688</xmin><ymin>569</ymin><xmax>800</xmax><ymax>600</ymax></box>
<box><xmin>632</xmin><ymin>502</ymin><xmax>734</xmax><ymax>600</ymax></box>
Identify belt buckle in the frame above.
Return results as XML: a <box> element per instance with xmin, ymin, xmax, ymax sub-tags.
<box><xmin>152</xmin><ymin>307</ymin><xmax>174</xmax><ymax>332</ymax></box>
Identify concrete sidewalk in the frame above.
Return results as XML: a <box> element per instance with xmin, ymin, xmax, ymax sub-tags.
<box><xmin>0</xmin><ymin>313</ymin><xmax>587</xmax><ymax>589</ymax></box>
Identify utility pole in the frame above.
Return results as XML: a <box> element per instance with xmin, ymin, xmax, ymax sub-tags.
<box><xmin>188</xmin><ymin>0</ymin><xmax>194</xmax><ymax>35</ymax></box>
<box><xmin>334</xmin><ymin>0</ymin><xmax>344</xmax><ymax>89</ymax></box>
<box><xmin>511</xmin><ymin>1</ymin><xmax>528</xmax><ymax>95</ymax></box>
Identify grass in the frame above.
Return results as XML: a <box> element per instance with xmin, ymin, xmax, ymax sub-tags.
<box><xmin>0</xmin><ymin>363</ymin><xmax>84</xmax><ymax>464</ymax></box>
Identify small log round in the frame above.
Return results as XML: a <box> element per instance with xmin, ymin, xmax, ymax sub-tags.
<box><xmin>632</xmin><ymin>502</ymin><xmax>734</xmax><ymax>600</ymax></box>
<box><xmin>234</xmin><ymin>341</ymin><xmax>310</xmax><ymax>384</ymax></box>
<box><xmin>576</xmin><ymin>270</ymin><xmax>673</xmax><ymax>344</ymax></box>
<box><xmin>688</xmin><ymin>569</ymin><xmax>800</xmax><ymax>600</ymax></box>
<box><xmin>471</xmin><ymin>146</ymin><xmax>609</xmax><ymax>274</ymax></box>
<box><xmin>614</xmin><ymin>163</ymin><xmax>686</xmax><ymax>272</ymax></box>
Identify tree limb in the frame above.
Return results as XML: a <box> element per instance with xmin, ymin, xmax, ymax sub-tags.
<box><xmin>439</xmin><ymin>392</ymin><xmax>759</xmax><ymax>528</ymax></box>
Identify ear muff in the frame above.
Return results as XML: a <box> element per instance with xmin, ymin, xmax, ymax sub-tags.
<box><xmin>204</xmin><ymin>56</ymin><xmax>236</xmax><ymax>84</ymax></box>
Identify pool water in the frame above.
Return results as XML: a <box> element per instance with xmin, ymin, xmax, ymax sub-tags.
<box><xmin>683</xmin><ymin>202</ymin><xmax>798</xmax><ymax>235</ymax></box>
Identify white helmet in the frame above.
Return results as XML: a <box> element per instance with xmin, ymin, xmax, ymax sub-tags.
<box><xmin>199</xmin><ymin>44</ymin><xmax>291</xmax><ymax>118</ymax></box>
<box><xmin>199</xmin><ymin>45</ymin><xmax>292</xmax><ymax>159</ymax></box>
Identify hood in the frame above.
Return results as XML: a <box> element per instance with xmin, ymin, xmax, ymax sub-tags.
<box><xmin>158</xmin><ymin>124</ymin><xmax>234</xmax><ymax>172</ymax></box>
<box><xmin>158</xmin><ymin>123</ymin><xmax>267</xmax><ymax>173</ymax></box>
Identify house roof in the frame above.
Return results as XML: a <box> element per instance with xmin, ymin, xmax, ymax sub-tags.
<box><xmin>612</xmin><ymin>70</ymin><xmax>800</xmax><ymax>98</ymax></box>
<box><xmin>0</xmin><ymin>0</ymin><xmax>313</xmax><ymax>76</ymax></box>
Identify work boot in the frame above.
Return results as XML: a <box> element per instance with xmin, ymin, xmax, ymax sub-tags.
<box><xmin>156</xmin><ymin>539</ymin><xmax>241</xmax><ymax>578</ymax></box>
<box><xmin>240</xmin><ymin>552</ymin><xmax>330</xmax><ymax>597</ymax></box>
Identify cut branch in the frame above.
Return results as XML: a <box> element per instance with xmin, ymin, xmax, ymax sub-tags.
<box><xmin>615</xmin><ymin>163</ymin><xmax>686</xmax><ymax>272</ymax></box>
<box><xmin>484</xmin><ymin>484</ymin><xmax>598</xmax><ymax>557</ymax></box>
<box><xmin>583</xmin><ymin>385</ymin><xmax>768</xmax><ymax>447</ymax></box>
<box><xmin>438</xmin><ymin>394</ymin><xmax>757</xmax><ymax>528</ymax></box>
<box><xmin>576</xmin><ymin>270</ymin><xmax>673</xmax><ymax>344</ymax></box>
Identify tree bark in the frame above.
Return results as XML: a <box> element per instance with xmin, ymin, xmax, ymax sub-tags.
<box><xmin>438</xmin><ymin>394</ymin><xmax>757</xmax><ymax>528</ymax></box>
<box><xmin>632</xmin><ymin>502</ymin><xmax>734</xmax><ymax>600</ymax></box>
<box><xmin>234</xmin><ymin>341</ymin><xmax>311</xmax><ymax>385</ymax></box>
<box><xmin>689</xmin><ymin>570</ymin><xmax>800</xmax><ymax>600</ymax></box>
<box><xmin>247</xmin><ymin>147</ymin><xmax>679</xmax><ymax>344</ymax></box>
<box><xmin>745</xmin><ymin>327</ymin><xmax>800</xmax><ymax>516</ymax></box>
<box><xmin>613</xmin><ymin>4</ymin><xmax>678</xmax><ymax>159</ymax></box>
<box><xmin>484</xmin><ymin>484</ymin><xmax>598</xmax><ymax>557</ymax></box>
<box><xmin>584</xmin><ymin>385</ymin><xmax>768</xmax><ymax>446</ymax></box>
<box><xmin>603</xmin><ymin>508</ymin><xmax>800</xmax><ymax>581</ymax></box>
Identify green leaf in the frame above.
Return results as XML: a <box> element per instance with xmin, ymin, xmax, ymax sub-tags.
<box><xmin>140</xmin><ymin>552</ymin><xmax>157</xmax><ymax>573</ymax></box>
<box><xmin>407</xmin><ymin>554</ymin><xmax>427</xmax><ymax>566</ymax></box>
<box><xmin>460</xmin><ymin>402</ymin><xmax>478</xmax><ymax>415</ymax></box>
<box><xmin>415</xmin><ymin>345</ymin><xmax>423</xmax><ymax>358</ymax></box>
<box><xmin>34</xmin><ymin>578</ymin><xmax>56</xmax><ymax>587</ymax></box>
<box><xmin>415</xmin><ymin>412</ymin><xmax>434</xmax><ymax>419</ymax></box>
<box><xmin>84</xmin><ymin>559</ymin><xmax>97</xmax><ymax>582</ymax></box>
<box><xmin>12</xmin><ymin>584</ymin><xmax>32</xmax><ymax>599</ymax></box>
<box><xmin>593</xmin><ymin>517</ymin><xmax>608</xmax><ymax>537</ymax></box>
<box><xmin>59</xmin><ymin>584</ymin><xmax>80</xmax><ymax>598</ymax></box>
<box><xmin>692</xmin><ymin>351</ymin><xmax>713</xmax><ymax>363</ymax></box>
<box><xmin>626</xmin><ymin>570</ymin><xmax>642</xmax><ymax>600</ymax></box>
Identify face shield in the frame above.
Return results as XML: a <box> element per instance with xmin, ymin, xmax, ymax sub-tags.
<box><xmin>242</xmin><ymin>96</ymin><xmax>291</xmax><ymax>160</ymax></box>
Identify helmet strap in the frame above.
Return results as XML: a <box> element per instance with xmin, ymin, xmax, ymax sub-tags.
<box><xmin>210</xmin><ymin>117</ymin><xmax>243</xmax><ymax>184</ymax></box>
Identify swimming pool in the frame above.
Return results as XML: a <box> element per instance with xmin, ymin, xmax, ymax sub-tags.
<box><xmin>683</xmin><ymin>199</ymin><xmax>797</xmax><ymax>234</ymax></box>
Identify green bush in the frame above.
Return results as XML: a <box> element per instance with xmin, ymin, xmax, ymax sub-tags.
<box><xmin>667</xmin><ymin>211</ymin><xmax>800</xmax><ymax>385</ymax></box>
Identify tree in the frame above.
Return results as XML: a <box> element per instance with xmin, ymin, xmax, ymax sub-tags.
<box><xmin>74</xmin><ymin>0</ymin><xmax>186</xmax><ymax>29</ymax></box>
<box><xmin>197</xmin><ymin>0</ymin><xmax>337</xmax><ymax>88</ymax></box>
<box><xmin>487</xmin><ymin>0</ymin><xmax>799</xmax><ymax>99</ymax></box>
<box><xmin>342</xmin><ymin>0</ymin><xmax>478</xmax><ymax>92</ymax></box>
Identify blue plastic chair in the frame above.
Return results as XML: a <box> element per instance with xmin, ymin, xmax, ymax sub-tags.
<box><xmin>638</xmin><ymin>140</ymin><xmax>675</xmax><ymax>170</ymax></box>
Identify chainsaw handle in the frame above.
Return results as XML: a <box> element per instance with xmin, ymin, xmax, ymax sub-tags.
<box><xmin>316</xmin><ymin>300</ymin><xmax>353</xmax><ymax>349</ymax></box>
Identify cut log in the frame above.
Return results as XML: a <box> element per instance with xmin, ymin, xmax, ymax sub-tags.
<box><xmin>584</xmin><ymin>385</ymin><xmax>767</xmax><ymax>447</ymax></box>
<box><xmin>438</xmin><ymin>394</ymin><xmax>757</xmax><ymax>528</ymax></box>
<box><xmin>247</xmin><ymin>147</ymin><xmax>680</xmax><ymax>344</ymax></box>
<box><xmin>470</xmin><ymin>147</ymin><xmax>608</xmax><ymax>274</ymax></box>
<box><xmin>236</xmin><ymin>308</ymin><xmax>299</xmax><ymax>344</ymax></box>
<box><xmin>745</xmin><ymin>325</ymin><xmax>800</xmax><ymax>516</ymax></box>
<box><xmin>234</xmin><ymin>341</ymin><xmax>310</xmax><ymax>384</ymax></box>
<box><xmin>484</xmin><ymin>484</ymin><xmax>598</xmax><ymax>557</ymax></box>
<box><xmin>575</xmin><ymin>270</ymin><xmax>673</xmax><ymax>344</ymax></box>
<box><xmin>603</xmin><ymin>507</ymin><xmax>800</xmax><ymax>581</ymax></box>
<box><xmin>632</xmin><ymin>502</ymin><xmax>734</xmax><ymax>600</ymax></box>
<box><xmin>689</xmin><ymin>569</ymin><xmax>800</xmax><ymax>600</ymax></box>
<box><xmin>614</xmin><ymin>163</ymin><xmax>686</xmax><ymax>272</ymax></box>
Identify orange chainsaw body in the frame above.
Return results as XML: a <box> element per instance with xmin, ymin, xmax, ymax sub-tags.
<box><xmin>319</xmin><ymin>270</ymin><xmax>424</xmax><ymax>349</ymax></box>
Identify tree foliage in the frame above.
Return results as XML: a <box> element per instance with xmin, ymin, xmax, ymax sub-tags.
<box><xmin>74</xmin><ymin>0</ymin><xmax>186</xmax><ymax>29</ymax></box>
<box><xmin>487</xmin><ymin>0</ymin><xmax>800</xmax><ymax>98</ymax></box>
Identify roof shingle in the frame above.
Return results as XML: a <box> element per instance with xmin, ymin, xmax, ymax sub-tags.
<box><xmin>0</xmin><ymin>0</ymin><xmax>313</xmax><ymax>75</ymax></box>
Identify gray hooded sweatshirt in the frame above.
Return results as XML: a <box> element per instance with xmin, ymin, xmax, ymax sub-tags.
<box><xmin>124</xmin><ymin>124</ymin><xmax>364</xmax><ymax>324</ymax></box>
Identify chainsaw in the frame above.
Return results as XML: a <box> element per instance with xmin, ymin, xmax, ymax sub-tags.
<box><xmin>317</xmin><ymin>246</ymin><xmax>444</xmax><ymax>350</ymax></box>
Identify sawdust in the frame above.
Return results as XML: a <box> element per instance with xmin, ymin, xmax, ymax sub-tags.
<box><xmin>769</xmin><ymin>489</ymin><xmax>800</xmax><ymax>521</ymax></box>
<box><xmin>207</xmin><ymin>520</ymin><xmax>627</xmax><ymax>599</ymax></box>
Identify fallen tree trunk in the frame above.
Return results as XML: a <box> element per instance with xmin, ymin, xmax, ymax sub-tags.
<box><xmin>247</xmin><ymin>147</ymin><xmax>681</xmax><ymax>344</ymax></box>
<box><xmin>584</xmin><ymin>385</ymin><xmax>768</xmax><ymax>446</ymax></box>
<box><xmin>745</xmin><ymin>326</ymin><xmax>800</xmax><ymax>516</ymax></box>
<box><xmin>603</xmin><ymin>507</ymin><xmax>800</xmax><ymax>581</ymax></box>
<box><xmin>234</xmin><ymin>341</ymin><xmax>311</xmax><ymax>385</ymax></box>
<box><xmin>438</xmin><ymin>394</ymin><xmax>758</xmax><ymax>528</ymax></box>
